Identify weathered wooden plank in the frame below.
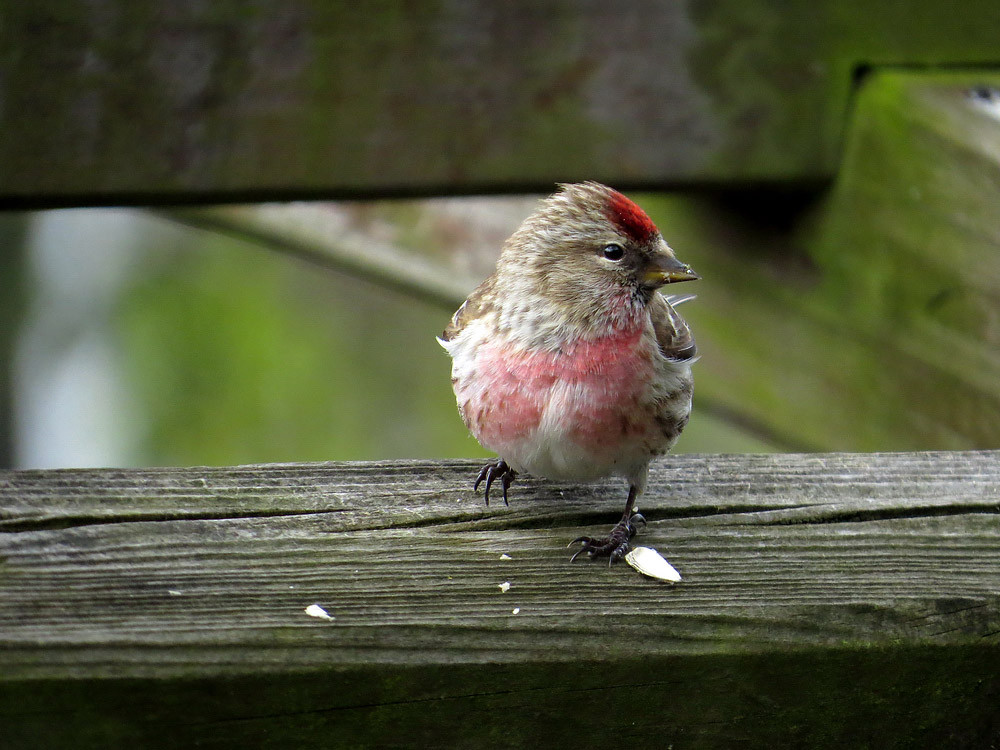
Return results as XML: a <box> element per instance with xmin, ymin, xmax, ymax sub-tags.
<box><xmin>165</xmin><ymin>203</ymin><xmax>478</xmax><ymax>310</ymax></box>
<box><xmin>629</xmin><ymin>70</ymin><xmax>1000</xmax><ymax>451</ymax></box>
<box><xmin>2</xmin><ymin>453</ymin><xmax>999</xmax><ymax>746</ymax></box>
<box><xmin>3</xmin><ymin>2</ymin><xmax>1000</xmax><ymax>205</ymax></box>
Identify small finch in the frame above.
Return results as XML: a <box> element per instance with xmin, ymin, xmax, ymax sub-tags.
<box><xmin>439</xmin><ymin>182</ymin><xmax>698</xmax><ymax>563</ymax></box>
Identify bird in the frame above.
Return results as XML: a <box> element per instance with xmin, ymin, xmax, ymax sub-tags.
<box><xmin>438</xmin><ymin>182</ymin><xmax>698</xmax><ymax>563</ymax></box>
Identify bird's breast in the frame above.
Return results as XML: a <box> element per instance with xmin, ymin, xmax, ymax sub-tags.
<box><xmin>454</xmin><ymin>323</ymin><xmax>678</xmax><ymax>480</ymax></box>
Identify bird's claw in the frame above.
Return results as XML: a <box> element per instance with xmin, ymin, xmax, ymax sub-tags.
<box><xmin>568</xmin><ymin>513</ymin><xmax>644</xmax><ymax>565</ymax></box>
<box><xmin>473</xmin><ymin>459</ymin><xmax>517</xmax><ymax>506</ymax></box>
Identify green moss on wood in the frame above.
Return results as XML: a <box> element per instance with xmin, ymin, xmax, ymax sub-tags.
<box><xmin>5</xmin><ymin>2</ymin><xmax>1000</xmax><ymax>202</ymax></box>
<box><xmin>4</xmin><ymin>645</ymin><xmax>999</xmax><ymax>748</ymax></box>
<box><xmin>641</xmin><ymin>70</ymin><xmax>1000</xmax><ymax>451</ymax></box>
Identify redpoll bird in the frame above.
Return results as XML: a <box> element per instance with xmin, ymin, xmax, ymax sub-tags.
<box><xmin>439</xmin><ymin>182</ymin><xmax>698</xmax><ymax>563</ymax></box>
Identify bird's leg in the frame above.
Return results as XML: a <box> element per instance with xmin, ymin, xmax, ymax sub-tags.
<box><xmin>569</xmin><ymin>484</ymin><xmax>644</xmax><ymax>564</ymax></box>
<box><xmin>473</xmin><ymin>458</ymin><xmax>517</xmax><ymax>506</ymax></box>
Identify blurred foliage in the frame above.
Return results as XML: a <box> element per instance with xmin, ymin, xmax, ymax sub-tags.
<box><xmin>112</xmin><ymin>213</ymin><xmax>773</xmax><ymax>467</ymax></box>
<box><xmin>114</xmin><ymin>221</ymin><xmax>489</xmax><ymax>466</ymax></box>
<box><xmin>9</xmin><ymin>200</ymin><xmax>776</xmax><ymax>470</ymax></box>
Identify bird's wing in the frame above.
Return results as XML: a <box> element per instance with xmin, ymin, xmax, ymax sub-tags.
<box><xmin>441</xmin><ymin>278</ymin><xmax>496</xmax><ymax>342</ymax></box>
<box><xmin>650</xmin><ymin>292</ymin><xmax>697</xmax><ymax>361</ymax></box>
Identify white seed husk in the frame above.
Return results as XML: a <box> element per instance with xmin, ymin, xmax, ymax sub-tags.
<box><xmin>625</xmin><ymin>546</ymin><xmax>682</xmax><ymax>583</ymax></box>
<box><xmin>304</xmin><ymin>603</ymin><xmax>335</xmax><ymax>621</ymax></box>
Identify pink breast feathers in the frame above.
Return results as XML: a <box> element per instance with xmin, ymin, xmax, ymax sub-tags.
<box><xmin>463</xmin><ymin>325</ymin><xmax>655</xmax><ymax>457</ymax></box>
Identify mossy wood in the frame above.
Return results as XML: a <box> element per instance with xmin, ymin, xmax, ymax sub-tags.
<box><xmin>3</xmin><ymin>452</ymin><xmax>1000</xmax><ymax>747</ymax></box>
<box><xmin>646</xmin><ymin>70</ymin><xmax>1000</xmax><ymax>452</ymax></box>
<box><xmin>4</xmin><ymin>2</ymin><xmax>1000</xmax><ymax>206</ymax></box>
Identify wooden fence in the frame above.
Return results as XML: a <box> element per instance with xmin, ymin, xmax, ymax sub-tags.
<box><xmin>3</xmin><ymin>452</ymin><xmax>1000</xmax><ymax>746</ymax></box>
<box><xmin>3</xmin><ymin>3</ymin><xmax>1000</xmax><ymax>747</ymax></box>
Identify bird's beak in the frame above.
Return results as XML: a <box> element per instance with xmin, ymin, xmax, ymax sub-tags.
<box><xmin>642</xmin><ymin>252</ymin><xmax>700</xmax><ymax>287</ymax></box>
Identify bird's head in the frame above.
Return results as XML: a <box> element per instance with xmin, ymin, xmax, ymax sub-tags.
<box><xmin>497</xmin><ymin>182</ymin><xmax>698</xmax><ymax>330</ymax></box>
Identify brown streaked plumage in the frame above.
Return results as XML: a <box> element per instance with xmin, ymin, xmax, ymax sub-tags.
<box><xmin>439</xmin><ymin>182</ymin><xmax>699</xmax><ymax>564</ymax></box>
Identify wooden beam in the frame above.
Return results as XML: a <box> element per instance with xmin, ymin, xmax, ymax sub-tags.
<box><xmin>165</xmin><ymin>203</ymin><xmax>478</xmax><ymax>310</ymax></box>
<box><xmin>2</xmin><ymin>452</ymin><xmax>999</xmax><ymax>745</ymax></box>
<box><xmin>3</xmin><ymin>2</ymin><xmax>1000</xmax><ymax>206</ymax></box>
<box><xmin>631</xmin><ymin>69</ymin><xmax>1000</xmax><ymax>451</ymax></box>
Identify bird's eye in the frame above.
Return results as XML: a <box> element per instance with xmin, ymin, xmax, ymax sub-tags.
<box><xmin>601</xmin><ymin>243</ymin><xmax>625</xmax><ymax>261</ymax></box>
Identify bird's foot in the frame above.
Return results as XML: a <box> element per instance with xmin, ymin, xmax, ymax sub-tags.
<box><xmin>569</xmin><ymin>513</ymin><xmax>646</xmax><ymax>565</ymax></box>
<box><xmin>473</xmin><ymin>459</ymin><xmax>517</xmax><ymax>506</ymax></box>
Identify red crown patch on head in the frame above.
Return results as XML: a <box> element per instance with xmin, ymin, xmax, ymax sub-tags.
<box><xmin>605</xmin><ymin>189</ymin><xmax>659</xmax><ymax>243</ymax></box>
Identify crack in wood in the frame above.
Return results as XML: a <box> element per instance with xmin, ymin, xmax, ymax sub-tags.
<box><xmin>752</xmin><ymin>503</ymin><xmax>1000</xmax><ymax>526</ymax></box>
<box><xmin>0</xmin><ymin>507</ymin><xmax>351</xmax><ymax>534</ymax></box>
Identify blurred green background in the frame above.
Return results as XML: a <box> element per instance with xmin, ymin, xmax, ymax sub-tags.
<box><xmin>4</xmin><ymin>7</ymin><xmax>1000</xmax><ymax>471</ymax></box>
<box><xmin>2</xmin><ymin>199</ymin><xmax>775</xmax><ymax>470</ymax></box>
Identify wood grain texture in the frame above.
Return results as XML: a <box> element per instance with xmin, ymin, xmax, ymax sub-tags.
<box><xmin>3</xmin><ymin>452</ymin><xmax>1000</xmax><ymax>675</ymax></box>
<box><xmin>4</xmin><ymin>2</ymin><xmax>1000</xmax><ymax>205</ymax></box>
<box><xmin>2</xmin><ymin>452</ymin><xmax>1000</xmax><ymax>746</ymax></box>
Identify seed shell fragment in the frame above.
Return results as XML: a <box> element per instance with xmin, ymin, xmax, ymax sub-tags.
<box><xmin>304</xmin><ymin>603</ymin><xmax>336</xmax><ymax>621</ymax></box>
<box><xmin>625</xmin><ymin>546</ymin><xmax>682</xmax><ymax>583</ymax></box>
